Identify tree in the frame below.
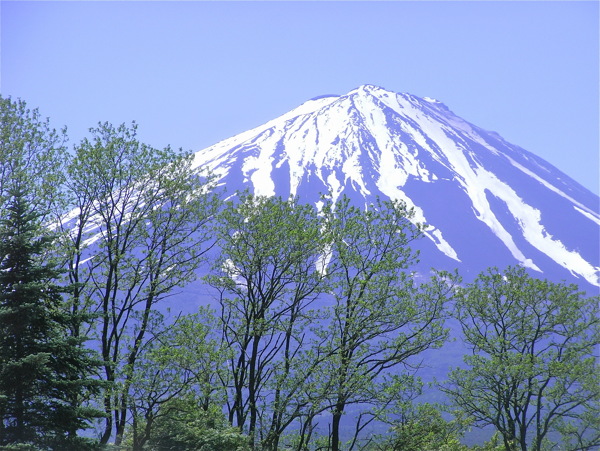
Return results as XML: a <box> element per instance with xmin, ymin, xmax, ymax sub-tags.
<box><xmin>126</xmin><ymin>308</ymin><xmax>228</xmax><ymax>450</ymax></box>
<box><xmin>207</xmin><ymin>194</ymin><xmax>329</xmax><ymax>450</ymax></box>
<box><xmin>383</xmin><ymin>403</ymin><xmax>468</xmax><ymax>451</ymax></box>
<box><xmin>443</xmin><ymin>266</ymin><xmax>600</xmax><ymax>451</ymax></box>
<box><xmin>145</xmin><ymin>396</ymin><xmax>250</xmax><ymax>451</ymax></box>
<box><xmin>316</xmin><ymin>196</ymin><xmax>456</xmax><ymax>451</ymax></box>
<box><xmin>0</xmin><ymin>184</ymin><xmax>103</xmax><ymax>450</ymax></box>
<box><xmin>0</xmin><ymin>96</ymin><xmax>102</xmax><ymax>449</ymax></box>
<box><xmin>0</xmin><ymin>96</ymin><xmax>67</xmax><ymax>224</ymax></box>
<box><xmin>58</xmin><ymin>122</ymin><xmax>221</xmax><ymax>445</ymax></box>
<box><xmin>371</xmin><ymin>375</ymin><xmax>469</xmax><ymax>451</ymax></box>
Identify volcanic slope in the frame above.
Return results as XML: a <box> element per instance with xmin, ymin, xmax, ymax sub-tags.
<box><xmin>192</xmin><ymin>84</ymin><xmax>599</xmax><ymax>290</ymax></box>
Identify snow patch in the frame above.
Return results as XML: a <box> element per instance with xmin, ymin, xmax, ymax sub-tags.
<box><xmin>506</xmin><ymin>155</ymin><xmax>599</xmax><ymax>218</ymax></box>
<box><xmin>190</xmin><ymin>84</ymin><xmax>599</xmax><ymax>287</ymax></box>
<box><xmin>574</xmin><ymin>205</ymin><xmax>600</xmax><ymax>225</ymax></box>
<box><xmin>405</xmin><ymin>106</ymin><xmax>598</xmax><ymax>285</ymax></box>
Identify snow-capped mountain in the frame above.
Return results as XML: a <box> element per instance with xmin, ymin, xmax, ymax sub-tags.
<box><xmin>192</xmin><ymin>84</ymin><xmax>599</xmax><ymax>290</ymax></box>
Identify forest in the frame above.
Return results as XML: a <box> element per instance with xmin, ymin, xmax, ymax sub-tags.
<box><xmin>0</xmin><ymin>96</ymin><xmax>598</xmax><ymax>451</ymax></box>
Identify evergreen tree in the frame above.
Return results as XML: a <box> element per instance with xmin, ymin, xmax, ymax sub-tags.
<box><xmin>0</xmin><ymin>184</ymin><xmax>103</xmax><ymax>450</ymax></box>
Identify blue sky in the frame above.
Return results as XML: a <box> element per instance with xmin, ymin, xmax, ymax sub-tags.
<box><xmin>2</xmin><ymin>1</ymin><xmax>598</xmax><ymax>195</ymax></box>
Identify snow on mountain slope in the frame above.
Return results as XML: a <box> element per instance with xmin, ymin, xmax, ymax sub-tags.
<box><xmin>192</xmin><ymin>85</ymin><xmax>600</xmax><ymax>288</ymax></box>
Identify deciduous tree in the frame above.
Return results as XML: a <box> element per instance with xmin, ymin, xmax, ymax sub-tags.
<box><xmin>0</xmin><ymin>96</ymin><xmax>67</xmax><ymax>224</ymax></box>
<box><xmin>207</xmin><ymin>194</ymin><xmax>328</xmax><ymax>449</ymax></box>
<box><xmin>443</xmin><ymin>266</ymin><xmax>600</xmax><ymax>451</ymax></box>
<box><xmin>127</xmin><ymin>308</ymin><xmax>228</xmax><ymax>450</ymax></box>
<box><xmin>317</xmin><ymin>196</ymin><xmax>455</xmax><ymax>451</ymax></box>
<box><xmin>59</xmin><ymin>122</ymin><xmax>221</xmax><ymax>445</ymax></box>
<box><xmin>145</xmin><ymin>395</ymin><xmax>250</xmax><ymax>451</ymax></box>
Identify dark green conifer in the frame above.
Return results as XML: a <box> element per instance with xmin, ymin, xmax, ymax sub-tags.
<box><xmin>0</xmin><ymin>184</ymin><xmax>104</xmax><ymax>450</ymax></box>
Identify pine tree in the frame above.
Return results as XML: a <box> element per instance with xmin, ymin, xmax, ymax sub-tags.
<box><xmin>0</xmin><ymin>183</ymin><xmax>104</xmax><ymax>450</ymax></box>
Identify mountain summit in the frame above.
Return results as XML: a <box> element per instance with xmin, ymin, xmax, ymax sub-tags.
<box><xmin>192</xmin><ymin>85</ymin><xmax>599</xmax><ymax>288</ymax></box>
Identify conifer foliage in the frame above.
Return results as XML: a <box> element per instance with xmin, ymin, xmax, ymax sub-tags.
<box><xmin>0</xmin><ymin>96</ymin><xmax>104</xmax><ymax>450</ymax></box>
<box><xmin>0</xmin><ymin>185</ymin><xmax>103</xmax><ymax>450</ymax></box>
<box><xmin>1</xmin><ymin>94</ymin><xmax>597</xmax><ymax>449</ymax></box>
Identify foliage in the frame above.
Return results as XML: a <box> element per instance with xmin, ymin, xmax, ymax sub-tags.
<box><xmin>0</xmin><ymin>185</ymin><xmax>103</xmax><ymax>450</ymax></box>
<box><xmin>314</xmin><ymin>196</ymin><xmax>457</xmax><ymax>451</ymax></box>
<box><xmin>207</xmin><ymin>193</ymin><xmax>329</xmax><ymax>449</ymax></box>
<box><xmin>383</xmin><ymin>403</ymin><xmax>468</xmax><ymax>451</ymax></box>
<box><xmin>0</xmin><ymin>96</ymin><xmax>67</xmax><ymax>223</ymax></box>
<box><xmin>126</xmin><ymin>308</ymin><xmax>228</xmax><ymax>450</ymax></box>
<box><xmin>5</xmin><ymin>96</ymin><xmax>598</xmax><ymax>450</ymax></box>
<box><xmin>443</xmin><ymin>266</ymin><xmax>600</xmax><ymax>451</ymax></box>
<box><xmin>364</xmin><ymin>375</ymin><xmax>470</xmax><ymax>451</ymax></box>
<box><xmin>57</xmin><ymin>121</ymin><xmax>222</xmax><ymax>444</ymax></box>
<box><xmin>145</xmin><ymin>396</ymin><xmax>250</xmax><ymax>451</ymax></box>
<box><xmin>470</xmin><ymin>432</ymin><xmax>512</xmax><ymax>451</ymax></box>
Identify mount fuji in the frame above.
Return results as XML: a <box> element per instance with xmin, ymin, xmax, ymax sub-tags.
<box><xmin>191</xmin><ymin>84</ymin><xmax>599</xmax><ymax>290</ymax></box>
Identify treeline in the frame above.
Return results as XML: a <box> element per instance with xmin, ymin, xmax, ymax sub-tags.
<box><xmin>0</xmin><ymin>96</ymin><xmax>598</xmax><ymax>451</ymax></box>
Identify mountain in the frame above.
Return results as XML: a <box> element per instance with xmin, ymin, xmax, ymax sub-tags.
<box><xmin>191</xmin><ymin>84</ymin><xmax>599</xmax><ymax>290</ymax></box>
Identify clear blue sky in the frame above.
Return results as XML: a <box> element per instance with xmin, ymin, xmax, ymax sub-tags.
<box><xmin>2</xmin><ymin>1</ymin><xmax>598</xmax><ymax>195</ymax></box>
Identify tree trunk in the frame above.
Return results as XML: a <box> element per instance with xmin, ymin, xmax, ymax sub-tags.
<box><xmin>248</xmin><ymin>334</ymin><xmax>261</xmax><ymax>448</ymax></box>
<box><xmin>114</xmin><ymin>396</ymin><xmax>126</xmax><ymax>445</ymax></box>
<box><xmin>331</xmin><ymin>401</ymin><xmax>345</xmax><ymax>451</ymax></box>
<box><xmin>99</xmin><ymin>395</ymin><xmax>113</xmax><ymax>444</ymax></box>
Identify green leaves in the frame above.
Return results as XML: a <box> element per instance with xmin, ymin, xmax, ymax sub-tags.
<box><xmin>203</xmin><ymin>193</ymin><xmax>457</xmax><ymax>450</ymax></box>
<box><xmin>294</xmin><ymin>195</ymin><xmax>456</xmax><ymax>450</ymax></box>
<box><xmin>208</xmin><ymin>194</ymin><xmax>328</xmax><ymax>448</ymax></box>
<box><xmin>145</xmin><ymin>396</ymin><xmax>250</xmax><ymax>451</ymax></box>
<box><xmin>443</xmin><ymin>266</ymin><xmax>600</xmax><ymax>451</ymax></box>
<box><xmin>0</xmin><ymin>181</ymin><xmax>104</xmax><ymax>449</ymax></box>
<box><xmin>59</xmin><ymin>121</ymin><xmax>222</xmax><ymax>445</ymax></box>
<box><xmin>6</xmin><ymin>96</ymin><xmax>598</xmax><ymax>450</ymax></box>
<box><xmin>0</xmin><ymin>96</ymin><xmax>67</xmax><ymax>223</ymax></box>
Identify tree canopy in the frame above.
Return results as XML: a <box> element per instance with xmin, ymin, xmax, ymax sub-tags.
<box><xmin>1</xmin><ymin>95</ymin><xmax>598</xmax><ymax>450</ymax></box>
<box><xmin>443</xmin><ymin>266</ymin><xmax>600</xmax><ymax>451</ymax></box>
<box><xmin>0</xmin><ymin>185</ymin><xmax>103</xmax><ymax>450</ymax></box>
